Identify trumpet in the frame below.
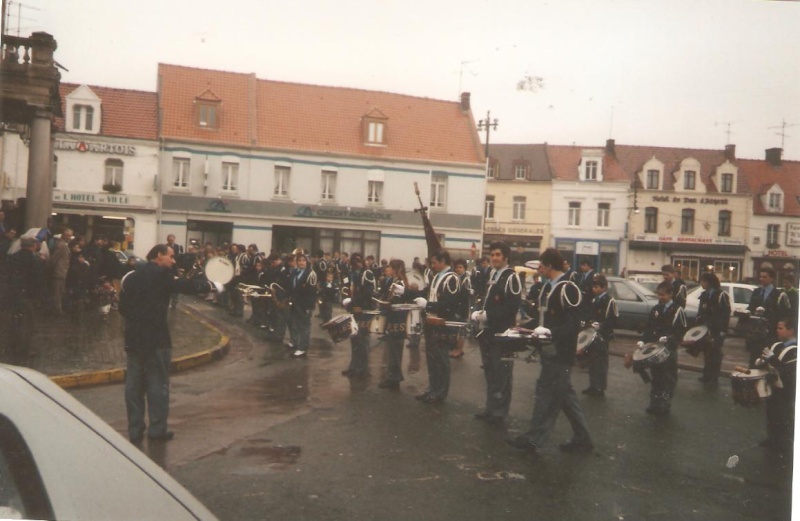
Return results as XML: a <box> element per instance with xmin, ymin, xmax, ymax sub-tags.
<box><xmin>237</xmin><ymin>283</ymin><xmax>272</xmax><ymax>298</ymax></box>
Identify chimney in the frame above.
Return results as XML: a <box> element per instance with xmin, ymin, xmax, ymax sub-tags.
<box><xmin>460</xmin><ymin>92</ymin><xmax>471</xmax><ymax>113</ymax></box>
<box><xmin>724</xmin><ymin>144</ymin><xmax>736</xmax><ymax>161</ymax></box>
<box><xmin>605</xmin><ymin>139</ymin><xmax>616</xmax><ymax>156</ymax></box>
<box><xmin>766</xmin><ymin>147</ymin><xmax>783</xmax><ymax>166</ymax></box>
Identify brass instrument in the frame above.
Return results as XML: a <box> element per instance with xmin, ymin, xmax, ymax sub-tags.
<box><xmin>237</xmin><ymin>283</ymin><xmax>272</xmax><ymax>305</ymax></box>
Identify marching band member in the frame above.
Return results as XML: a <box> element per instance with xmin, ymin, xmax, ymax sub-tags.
<box><xmin>451</xmin><ymin>259</ymin><xmax>472</xmax><ymax>358</ymax></box>
<box><xmin>317</xmin><ymin>270</ymin><xmax>338</xmax><ymax>324</ymax></box>
<box><xmin>341</xmin><ymin>253</ymin><xmax>377</xmax><ymax>379</ymax></box>
<box><xmin>576</xmin><ymin>259</ymin><xmax>595</xmax><ymax>320</ymax></box>
<box><xmin>377</xmin><ymin>259</ymin><xmax>418</xmax><ymax>390</ymax></box>
<box><xmin>661</xmin><ymin>264</ymin><xmax>687</xmax><ymax>309</ymax></box>
<box><xmin>695</xmin><ymin>272</ymin><xmax>731</xmax><ymax>386</ymax></box>
<box><xmin>471</xmin><ymin>242</ymin><xmax>521</xmax><ymax>424</ymax></box>
<box><xmin>415</xmin><ymin>250</ymin><xmax>463</xmax><ymax>404</ymax></box>
<box><xmin>582</xmin><ymin>274</ymin><xmax>617</xmax><ymax>397</ymax></box>
<box><xmin>405</xmin><ymin>262</ymin><xmax>427</xmax><ymax>350</ymax></box>
<box><xmin>506</xmin><ymin>248</ymin><xmax>593</xmax><ymax>453</ymax></box>
<box><xmin>745</xmin><ymin>266</ymin><xmax>791</xmax><ymax>366</ymax></box>
<box><xmin>288</xmin><ymin>252</ymin><xmax>318</xmax><ymax>358</ymax></box>
<box><xmin>637</xmin><ymin>281</ymin><xmax>687</xmax><ymax>416</ymax></box>
<box><xmin>756</xmin><ymin>317</ymin><xmax>797</xmax><ymax>453</ymax></box>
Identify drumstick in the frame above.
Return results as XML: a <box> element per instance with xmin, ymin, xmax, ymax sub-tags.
<box><xmin>734</xmin><ymin>365</ymin><xmax>751</xmax><ymax>375</ymax></box>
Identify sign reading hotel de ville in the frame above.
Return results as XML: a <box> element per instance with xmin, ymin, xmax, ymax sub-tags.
<box><xmin>53</xmin><ymin>190</ymin><xmax>153</xmax><ymax>208</ymax></box>
<box><xmin>633</xmin><ymin>234</ymin><xmax>744</xmax><ymax>246</ymax></box>
<box><xmin>55</xmin><ymin>139</ymin><xmax>136</xmax><ymax>156</ymax></box>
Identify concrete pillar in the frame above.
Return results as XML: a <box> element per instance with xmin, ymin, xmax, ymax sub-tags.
<box><xmin>25</xmin><ymin>108</ymin><xmax>53</xmax><ymax>229</ymax></box>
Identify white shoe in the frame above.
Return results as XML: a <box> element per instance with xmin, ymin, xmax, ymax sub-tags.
<box><xmin>292</xmin><ymin>350</ymin><xmax>307</xmax><ymax>357</ymax></box>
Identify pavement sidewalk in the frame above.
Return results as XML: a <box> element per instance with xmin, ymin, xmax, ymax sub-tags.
<box><xmin>0</xmin><ymin>303</ymin><xmax>228</xmax><ymax>388</ymax></box>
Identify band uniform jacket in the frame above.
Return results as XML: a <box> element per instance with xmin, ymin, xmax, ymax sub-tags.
<box><xmin>538</xmin><ymin>278</ymin><xmax>582</xmax><ymax>365</ymax></box>
<box><xmin>379</xmin><ymin>277</ymin><xmax>418</xmax><ymax>337</ymax></box>
<box><xmin>671</xmin><ymin>278</ymin><xmax>688</xmax><ymax>309</ymax></box>
<box><xmin>290</xmin><ymin>267</ymin><xmax>318</xmax><ymax>312</ymax></box>
<box><xmin>642</xmin><ymin>301</ymin><xmax>687</xmax><ymax>350</ymax></box>
<box><xmin>762</xmin><ymin>341</ymin><xmax>797</xmax><ymax>392</ymax></box>
<box><xmin>119</xmin><ymin>262</ymin><xmax>196</xmax><ymax>353</ymax></box>
<box><xmin>747</xmin><ymin>285</ymin><xmax>791</xmax><ymax>335</ymax></box>
<box><xmin>590</xmin><ymin>292</ymin><xmax>618</xmax><ymax>346</ymax></box>
<box><xmin>482</xmin><ymin>267</ymin><xmax>522</xmax><ymax>335</ymax></box>
<box><xmin>426</xmin><ymin>269</ymin><xmax>462</xmax><ymax>321</ymax></box>
<box><xmin>696</xmin><ymin>288</ymin><xmax>731</xmax><ymax>337</ymax></box>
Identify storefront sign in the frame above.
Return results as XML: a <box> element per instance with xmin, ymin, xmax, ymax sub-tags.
<box><xmin>55</xmin><ymin>139</ymin><xmax>136</xmax><ymax>156</ymax></box>
<box><xmin>576</xmin><ymin>241</ymin><xmax>599</xmax><ymax>255</ymax></box>
<box><xmin>53</xmin><ymin>190</ymin><xmax>151</xmax><ymax>208</ymax></box>
<box><xmin>787</xmin><ymin>223</ymin><xmax>800</xmax><ymax>247</ymax></box>
<box><xmin>484</xmin><ymin>225</ymin><xmax>545</xmax><ymax>235</ymax></box>
<box><xmin>295</xmin><ymin>205</ymin><xmax>393</xmax><ymax>222</ymax></box>
<box><xmin>765</xmin><ymin>250</ymin><xmax>792</xmax><ymax>258</ymax></box>
<box><xmin>632</xmin><ymin>234</ymin><xmax>744</xmax><ymax>246</ymax></box>
<box><xmin>651</xmin><ymin>195</ymin><xmax>729</xmax><ymax>205</ymax></box>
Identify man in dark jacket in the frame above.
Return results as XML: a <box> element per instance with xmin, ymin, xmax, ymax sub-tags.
<box><xmin>119</xmin><ymin>244</ymin><xmax>196</xmax><ymax>444</ymax></box>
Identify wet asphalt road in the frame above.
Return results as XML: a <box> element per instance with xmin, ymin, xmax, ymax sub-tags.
<box><xmin>70</xmin><ymin>302</ymin><xmax>794</xmax><ymax>521</ymax></box>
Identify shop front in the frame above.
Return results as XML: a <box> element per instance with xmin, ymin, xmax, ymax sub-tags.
<box><xmin>555</xmin><ymin>238</ymin><xmax>620</xmax><ymax>275</ymax></box>
<box><xmin>629</xmin><ymin>234</ymin><xmax>748</xmax><ymax>282</ymax></box>
<box><xmin>752</xmin><ymin>251</ymin><xmax>799</xmax><ymax>286</ymax></box>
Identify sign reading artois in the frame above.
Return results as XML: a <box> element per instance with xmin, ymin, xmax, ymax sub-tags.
<box><xmin>55</xmin><ymin>139</ymin><xmax>136</xmax><ymax>156</ymax></box>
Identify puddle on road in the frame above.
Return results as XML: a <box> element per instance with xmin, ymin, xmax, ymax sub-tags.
<box><xmin>238</xmin><ymin>445</ymin><xmax>302</xmax><ymax>464</ymax></box>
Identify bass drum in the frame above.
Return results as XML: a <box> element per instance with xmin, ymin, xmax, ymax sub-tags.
<box><xmin>204</xmin><ymin>256</ymin><xmax>234</xmax><ymax>285</ymax></box>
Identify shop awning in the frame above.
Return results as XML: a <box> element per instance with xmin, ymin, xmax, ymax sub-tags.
<box><xmin>628</xmin><ymin>241</ymin><xmax>749</xmax><ymax>255</ymax></box>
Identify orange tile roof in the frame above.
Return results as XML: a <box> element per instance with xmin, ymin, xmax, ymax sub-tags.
<box><xmin>158</xmin><ymin>63</ymin><xmax>484</xmax><ymax>165</ymax></box>
<box><xmin>546</xmin><ymin>143</ymin><xmax>749</xmax><ymax>194</ymax></box>
<box><xmin>55</xmin><ymin>83</ymin><xmax>158</xmax><ymax>140</ymax></box>
<box><xmin>738</xmin><ymin>157</ymin><xmax>800</xmax><ymax>216</ymax></box>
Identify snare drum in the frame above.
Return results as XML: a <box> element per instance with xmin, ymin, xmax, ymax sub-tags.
<box><xmin>731</xmin><ymin>369</ymin><xmax>772</xmax><ymax>407</ymax></box>
<box><xmin>632</xmin><ymin>342</ymin><xmax>671</xmax><ymax>372</ymax></box>
<box><xmin>390</xmin><ymin>304</ymin><xmax>419</xmax><ymax>336</ymax></box>
<box><xmin>576</xmin><ymin>327</ymin><xmax>597</xmax><ymax>367</ymax></box>
<box><xmin>495</xmin><ymin>328</ymin><xmax>535</xmax><ymax>353</ymax></box>
<box><xmin>432</xmin><ymin>321</ymin><xmax>467</xmax><ymax>347</ymax></box>
<box><xmin>322</xmin><ymin>313</ymin><xmax>356</xmax><ymax>343</ymax></box>
<box><xmin>681</xmin><ymin>325</ymin><xmax>710</xmax><ymax>357</ymax></box>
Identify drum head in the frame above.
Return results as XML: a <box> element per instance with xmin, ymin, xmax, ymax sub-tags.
<box><xmin>205</xmin><ymin>256</ymin><xmax>234</xmax><ymax>285</ymax></box>
<box><xmin>633</xmin><ymin>343</ymin><xmax>665</xmax><ymax>362</ymax></box>
<box><xmin>683</xmin><ymin>325</ymin><xmax>709</xmax><ymax>343</ymax></box>
<box><xmin>576</xmin><ymin>328</ymin><xmax>596</xmax><ymax>352</ymax></box>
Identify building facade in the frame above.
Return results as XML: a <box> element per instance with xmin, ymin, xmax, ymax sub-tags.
<box><xmin>1</xmin><ymin>83</ymin><xmax>159</xmax><ymax>256</ymax></box>
<box><xmin>157</xmin><ymin>64</ymin><xmax>486</xmax><ymax>262</ymax></box>
<box><xmin>740</xmin><ymin>148</ymin><xmax>800</xmax><ymax>285</ymax></box>
<box><xmin>547</xmin><ymin>141</ymin><xmax>630</xmax><ymax>274</ymax></box>
<box><xmin>483</xmin><ymin>144</ymin><xmax>551</xmax><ymax>264</ymax></box>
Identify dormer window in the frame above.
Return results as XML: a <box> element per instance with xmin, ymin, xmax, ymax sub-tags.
<box><xmin>684</xmin><ymin>171</ymin><xmax>696</xmax><ymax>190</ymax></box>
<box><xmin>580</xmin><ymin>150</ymin><xmax>603</xmax><ymax>181</ymax></box>
<box><xmin>764</xmin><ymin>184</ymin><xmax>784</xmax><ymax>213</ymax></box>
<box><xmin>194</xmin><ymin>89</ymin><xmax>222</xmax><ymax>129</ymax></box>
<box><xmin>65</xmin><ymin>85</ymin><xmax>102</xmax><ymax>135</ymax></box>
<box><xmin>72</xmin><ymin>105</ymin><xmax>94</xmax><ymax>131</ymax></box>
<box><xmin>362</xmin><ymin>108</ymin><xmax>388</xmax><ymax>145</ymax></box>
<box><xmin>514</xmin><ymin>162</ymin><xmax>529</xmax><ymax>180</ymax></box>
<box><xmin>720</xmin><ymin>173</ymin><xmax>733</xmax><ymax>193</ymax></box>
<box><xmin>646</xmin><ymin>170</ymin><xmax>659</xmax><ymax>189</ymax></box>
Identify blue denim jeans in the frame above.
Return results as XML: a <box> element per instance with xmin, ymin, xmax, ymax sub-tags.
<box><xmin>125</xmin><ymin>348</ymin><xmax>171</xmax><ymax>440</ymax></box>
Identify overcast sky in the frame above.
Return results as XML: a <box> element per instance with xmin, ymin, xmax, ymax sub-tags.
<box><xmin>13</xmin><ymin>0</ymin><xmax>800</xmax><ymax>160</ymax></box>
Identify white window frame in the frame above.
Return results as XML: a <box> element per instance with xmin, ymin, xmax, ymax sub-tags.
<box><xmin>221</xmin><ymin>162</ymin><xmax>238</xmax><ymax>192</ymax></box>
<box><xmin>646</xmin><ymin>170</ymin><xmax>659</xmax><ymax>190</ymax></box>
<box><xmin>768</xmin><ymin>192</ymin><xmax>783</xmax><ymax>211</ymax></box>
<box><xmin>684</xmin><ymin>171</ymin><xmax>696</xmax><ymax>190</ymax></box>
<box><xmin>72</xmin><ymin>104</ymin><xmax>94</xmax><ymax>132</ymax></box>
<box><xmin>514</xmin><ymin>164</ymin><xmax>527</xmax><ymax>180</ymax></box>
<box><xmin>488</xmin><ymin>161</ymin><xmax>499</xmax><ymax>179</ymax></box>
<box><xmin>198</xmin><ymin>104</ymin><xmax>217</xmax><ymax>128</ymax></box>
<box><xmin>321</xmin><ymin>170</ymin><xmax>336</xmax><ymax>201</ymax></box>
<box><xmin>485</xmin><ymin>195</ymin><xmax>495</xmax><ymax>219</ymax></box>
<box><xmin>512</xmin><ymin>196</ymin><xmax>526</xmax><ymax>221</ymax></box>
<box><xmin>274</xmin><ymin>166</ymin><xmax>290</xmax><ymax>197</ymax></box>
<box><xmin>568</xmin><ymin>202</ymin><xmax>581</xmax><ymax>226</ymax></box>
<box><xmin>172</xmin><ymin>158</ymin><xmax>190</xmax><ymax>189</ymax></box>
<box><xmin>104</xmin><ymin>159</ymin><xmax>123</xmax><ymax>189</ymax></box>
<box><xmin>767</xmin><ymin>224</ymin><xmax>780</xmax><ymax>245</ymax></box>
<box><xmin>430</xmin><ymin>175</ymin><xmax>447</xmax><ymax>209</ymax></box>
<box><xmin>585</xmin><ymin>161</ymin><xmax>598</xmax><ymax>181</ymax></box>
<box><xmin>597</xmin><ymin>202</ymin><xmax>610</xmax><ymax>228</ymax></box>
<box><xmin>720</xmin><ymin>173</ymin><xmax>733</xmax><ymax>193</ymax></box>
<box><xmin>367</xmin><ymin>180</ymin><xmax>383</xmax><ymax>204</ymax></box>
<box><xmin>367</xmin><ymin>121</ymin><xmax>384</xmax><ymax>144</ymax></box>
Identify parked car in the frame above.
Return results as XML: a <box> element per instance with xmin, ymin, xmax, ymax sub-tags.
<box><xmin>627</xmin><ymin>275</ymin><xmax>661</xmax><ymax>294</ymax></box>
<box><xmin>606</xmin><ymin>276</ymin><xmax>659</xmax><ymax>332</ymax></box>
<box><xmin>114</xmin><ymin>249</ymin><xmax>146</xmax><ymax>267</ymax></box>
<box><xmin>0</xmin><ymin>364</ymin><xmax>217</xmax><ymax>520</ymax></box>
<box><xmin>683</xmin><ymin>282</ymin><xmax>758</xmax><ymax>334</ymax></box>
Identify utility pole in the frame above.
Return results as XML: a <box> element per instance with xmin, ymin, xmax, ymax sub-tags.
<box><xmin>476</xmin><ymin>111</ymin><xmax>499</xmax><ymax>161</ymax></box>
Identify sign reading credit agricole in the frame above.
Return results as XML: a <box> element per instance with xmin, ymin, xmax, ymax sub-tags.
<box><xmin>55</xmin><ymin>139</ymin><xmax>136</xmax><ymax>156</ymax></box>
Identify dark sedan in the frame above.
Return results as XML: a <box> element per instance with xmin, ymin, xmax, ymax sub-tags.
<box><xmin>605</xmin><ymin>276</ymin><xmax>659</xmax><ymax>332</ymax></box>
